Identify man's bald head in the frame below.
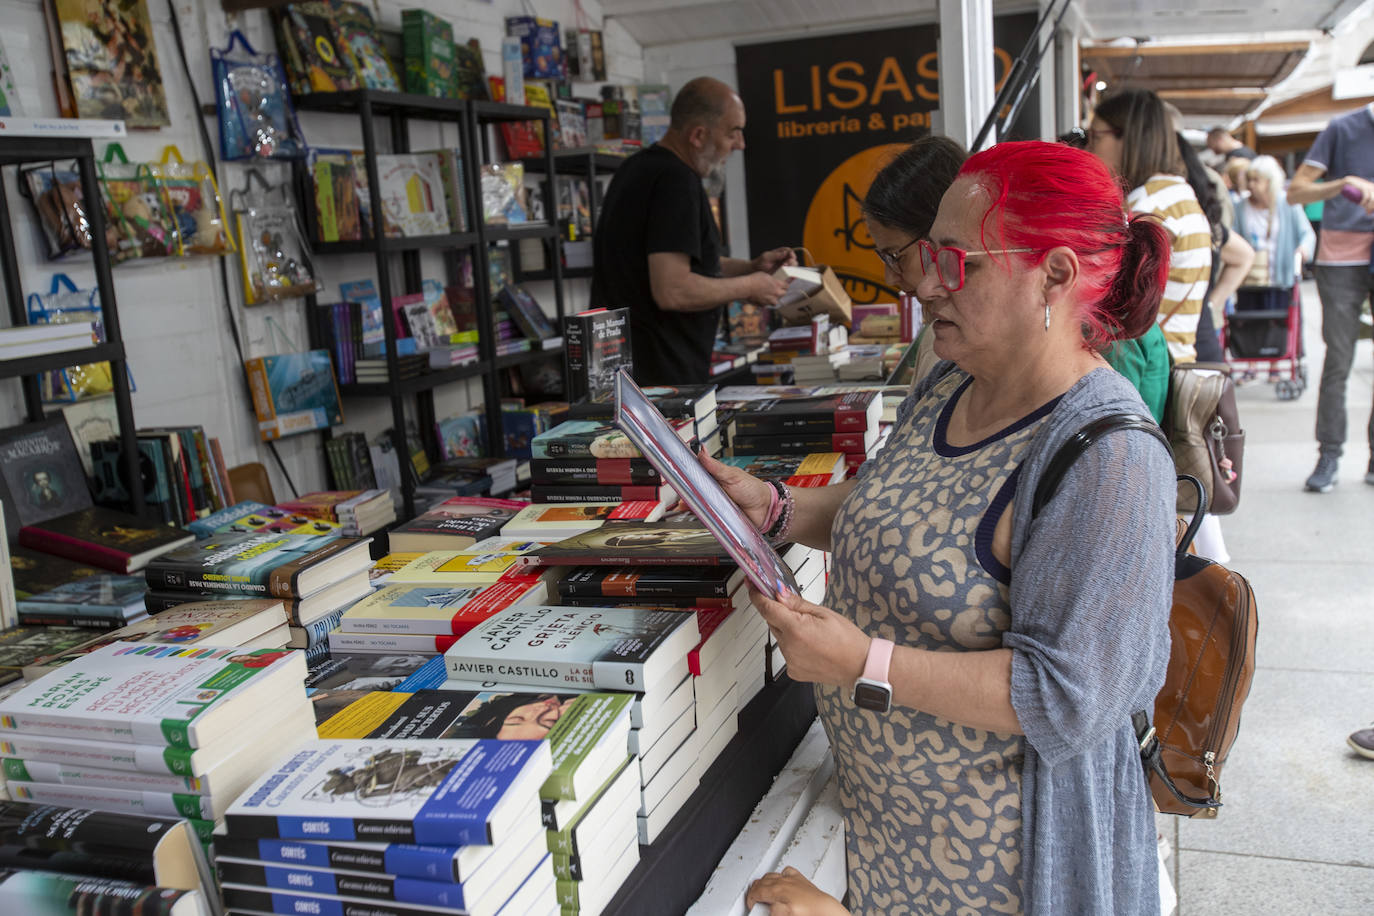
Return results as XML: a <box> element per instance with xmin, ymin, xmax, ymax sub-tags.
<box><xmin>670</xmin><ymin>77</ymin><xmax>739</xmax><ymax>133</ymax></box>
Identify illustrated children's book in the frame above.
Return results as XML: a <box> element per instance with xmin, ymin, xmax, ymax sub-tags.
<box><xmin>244</xmin><ymin>350</ymin><xmax>345</xmax><ymax>440</ymax></box>
<box><xmin>54</xmin><ymin>0</ymin><xmax>171</xmax><ymax>126</ymax></box>
<box><xmin>376</xmin><ymin>153</ymin><xmax>451</xmax><ymax>237</ymax></box>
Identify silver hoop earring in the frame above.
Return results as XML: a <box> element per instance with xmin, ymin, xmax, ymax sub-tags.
<box><xmin>1044</xmin><ymin>303</ymin><xmax>1051</xmax><ymax>331</ymax></box>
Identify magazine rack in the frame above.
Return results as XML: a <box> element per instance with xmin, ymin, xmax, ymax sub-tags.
<box><xmin>290</xmin><ymin>91</ymin><xmax>567</xmax><ymax>518</ymax></box>
<box><xmin>0</xmin><ymin>135</ymin><xmax>145</xmax><ymax>516</ymax></box>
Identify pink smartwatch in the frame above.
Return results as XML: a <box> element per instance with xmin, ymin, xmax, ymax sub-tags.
<box><xmin>852</xmin><ymin>637</ymin><xmax>894</xmax><ymax>713</ymax></box>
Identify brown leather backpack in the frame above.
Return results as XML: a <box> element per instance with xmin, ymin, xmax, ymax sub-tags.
<box><xmin>1033</xmin><ymin>414</ymin><xmax>1259</xmax><ymax>817</ymax></box>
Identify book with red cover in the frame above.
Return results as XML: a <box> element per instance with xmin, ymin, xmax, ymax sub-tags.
<box><xmin>18</xmin><ymin>507</ymin><xmax>195</xmax><ymax>574</ymax></box>
<box><xmin>529</xmin><ymin>457</ymin><xmax>662</xmax><ymax>486</ymax></box>
<box><xmin>728</xmin><ymin>391</ymin><xmax>880</xmax><ymax>434</ymax></box>
<box><xmin>690</xmin><ymin>605</ymin><xmax>741</xmax><ymax>676</ymax></box>
<box><xmin>514</xmin><ymin>521</ymin><xmax>732</xmax><ymax>569</ymax></box>
<box><xmin>527</xmin><ymin>482</ymin><xmax>675</xmax><ymax>506</ymax></box>
<box><xmin>555</xmin><ymin>565</ymin><xmax>742</xmax><ymax>600</ymax></box>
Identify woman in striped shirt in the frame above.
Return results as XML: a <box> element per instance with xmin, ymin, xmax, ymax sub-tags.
<box><xmin>1090</xmin><ymin>89</ymin><xmax>1213</xmax><ymax>366</ymax></box>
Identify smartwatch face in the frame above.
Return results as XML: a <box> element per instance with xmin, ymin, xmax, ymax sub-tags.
<box><xmin>852</xmin><ymin>680</ymin><xmax>891</xmax><ymax>713</ymax></box>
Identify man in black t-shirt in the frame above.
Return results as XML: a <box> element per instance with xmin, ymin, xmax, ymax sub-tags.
<box><xmin>592</xmin><ymin>77</ymin><xmax>793</xmax><ymax>385</ymax></box>
<box><xmin>1205</xmin><ymin>127</ymin><xmax>1257</xmax><ymax>161</ymax></box>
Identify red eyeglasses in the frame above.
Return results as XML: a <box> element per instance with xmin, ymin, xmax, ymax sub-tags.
<box><xmin>917</xmin><ymin>240</ymin><xmax>1038</xmax><ymax>292</ymax></box>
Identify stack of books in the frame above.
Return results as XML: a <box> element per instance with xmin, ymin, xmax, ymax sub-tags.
<box><xmin>527</xmin><ymin>415</ymin><xmax>701</xmax><ymax>511</ymax></box>
<box><xmin>0</xmin><ymin>801</ymin><xmax>217</xmax><ymax>915</ymax></box>
<box><xmin>0</xmin><ymin>322</ymin><xmax>98</xmax><ymax>360</ymax></box>
<box><xmin>753</xmin><ymin>316</ymin><xmax>848</xmax><ymax>386</ymax></box>
<box><xmin>303</xmin><ymin>650</ymin><xmax>438</xmax><ymax>724</ymax></box>
<box><xmin>278</xmin><ymin>489</ymin><xmax>397</xmax><ymax>536</ymax></box>
<box><xmin>725</xmin><ymin>389</ymin><xmax>882</xmax><ymax>478</ymax></box>
<box><xmin>331</xmin><ymin>576</ymin><xmax>546</xmax><ymax>656</ymax></box>
<box><xmin>836</xmin><ymin>343</ymin><xmax>889</xmax><ymax>382</ymax></box>
<box><xmin>420</xmin><ymin>457</ymin><xmax>521</xmax><ymax>501</ymax></box>
<box><xmin>500</xmin><ymin>500</ymin><xmax>668</xmax><ymax>540</ymax></box>
<box><xmin>14</xmin><ymin>573</ymin><xmax>147</xmax><ymax>630</ymax></box>
<box><xmin>0</xmin><ymin>625</ymin><xmax>96</xmax><ymax>686</ymax></box>
<box><xmin>565</xmin><ymin>383</ymin><xmax>722</xmax><ymax>459</ymax></box>
<box><xmin>0</xmin><ymin>643</ymin><xmax>312</xmax><ymax>840</ymax></box>
<box><xmin>217</xmin><ymin>737</ymin><xmax>556</xmax><ymax>916</ymax></box>
<box><xmin>316</xmin><ymin>686</ymin><xmax>636</xmax><ymax>913</ymax></box>
<box><xmin>388</xmin><ymin>497</ymin><xmax>530</xmax><ymax>552</ymax></box>
<box><xmin>444</xmin><ymin>602</ymin><xmax>702</xmax><ymax>847</ymax></box>
<box><xmin>718</xmin><ymin>452</ymin><xmax>848</xmax><ymax>488</ymax></box>
<box><xmin>142</xmin><ymin>532</ymin><xmax>374</xmax><ymax>663</ymax></box>
<box><xmin>19</xmin><ymin>597</ymin><xmax>292</xmax><ymax>681</ymax></box>
<box><xmin>186</xmin><ymin>501</ymin><xmax>340</xmax><ymax>539</ymax></box>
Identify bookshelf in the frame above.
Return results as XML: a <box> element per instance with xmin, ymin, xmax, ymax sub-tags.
<box><xmin>0</xmin><ymin>135</ymin><xmax>145</xmax><ymax>517</ymax></box>
<box><xmin>292</xmin><ymin>91</ymin><xmax>568</xmax><ymax>519</ymax></box>
<box><xmin>513</xmin><ymin>147</ymin><xmax>625</xmax><ymax>283</ymax></box>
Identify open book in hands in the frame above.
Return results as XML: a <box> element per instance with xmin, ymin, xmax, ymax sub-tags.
<box><xmin>613</xmin><ymin>369</ymin><xmax>799</xmax><ymax>601</ymax></box>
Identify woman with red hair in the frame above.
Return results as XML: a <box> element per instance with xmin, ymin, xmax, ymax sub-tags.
<box><xmin>711</xmin><ymin>141</ymin><xmax>1176</xmax><ymax>915</ymax></box>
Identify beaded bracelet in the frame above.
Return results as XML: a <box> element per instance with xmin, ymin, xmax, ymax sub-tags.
<box><xmin>764</xmin><ymin>480</ymin><xmax>795</xmax><ymax>542</ymax></box>
<box><xmin>760</xmin><ymin>477</ymin><xmax>784</xmax><ymax>533</ymax></box>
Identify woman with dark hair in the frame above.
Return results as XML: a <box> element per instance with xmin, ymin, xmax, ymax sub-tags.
<box><xmin>861</xmin><ymin>135</ymin><xmax>967</xmax><ymax>386</ymax></box>
<box><xmin>727</xmin><ymin>141</ymin><xmax>1176</xmax><ymax>915</ymax></box>
<box><xmin>459</xmin><ymin>692</ymin><xmax>575</xmax><ymax>739</ymax></box>
<box><xmin>1090</xmin><ymin>89</ymin><xmax>1211</xmax><ymax>365</ymax></box>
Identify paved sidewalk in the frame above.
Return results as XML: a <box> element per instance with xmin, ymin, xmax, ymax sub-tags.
<box><xmin>1167</xmin><ymin>279</ymin><xmax>1374</xmax><ymax>914</ymax></box>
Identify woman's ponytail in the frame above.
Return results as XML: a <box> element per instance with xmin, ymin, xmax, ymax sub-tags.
<box><xmin>1101</xmin><ymin>215</ymin><xmax>1171</xmax><ymax>342</ymax></box>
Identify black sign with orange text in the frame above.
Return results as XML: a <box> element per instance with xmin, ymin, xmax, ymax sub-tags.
<box><xmin>736</xmin><ymin>13</ymin><xmax>1038</xmax><ymax>305</ymax></box>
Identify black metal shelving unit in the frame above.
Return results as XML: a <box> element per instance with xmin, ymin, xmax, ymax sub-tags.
<box><xmin>512</xmin><ymin>147</ymin><xmax>623</xmax><ymax>283</ymax></box>
<box><xmin>292</xmin><ymin>91</ymin><xmax>567</xmax><ymax>519</ymax></box>
<box><xmin>0</xmin><ymin>135</ymin><xmax>145</xmax><ymax>517</ymax></box>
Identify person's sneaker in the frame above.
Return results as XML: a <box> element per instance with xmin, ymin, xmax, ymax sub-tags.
<box><xmin>1348</xmin><ymin>726</ymin><xmax>1374</xmax><ymax>759</ymax></box>
<box><xmin>1305</xmin><ymin>454</ymin><xmax>1339</xmax><ymax>492</ymax></box>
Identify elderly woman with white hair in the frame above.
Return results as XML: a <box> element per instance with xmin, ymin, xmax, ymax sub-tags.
<box><xmin>1235</xmin><ymin>154</ymin><xmax>1316</xmax><ymax>310</ymax></box>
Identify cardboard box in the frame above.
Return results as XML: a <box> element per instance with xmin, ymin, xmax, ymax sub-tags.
<box><xmin>776</xmin><ymin>265</ymin><xmax>853</xmax><ymax>328</ymax></box>
<box><xmin>505</xmin><ymin>16</ymin><xmax>564</xmax><ymax>80</ymax></box>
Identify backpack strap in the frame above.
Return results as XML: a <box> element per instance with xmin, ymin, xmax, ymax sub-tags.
<box><xmin>1031</xmin><ymin>413</ymin><xmax>1221</xmax><ymax>812</ymax></box>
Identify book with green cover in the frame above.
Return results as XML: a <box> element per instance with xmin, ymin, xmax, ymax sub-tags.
<box><xmin>0</xmin><ymin>642</ymin><xmax>306</xmax><ymax>749</ymax></box>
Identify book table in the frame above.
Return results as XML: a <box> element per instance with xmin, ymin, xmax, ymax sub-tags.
<box><xmin>603</xmin><ymin>675</ymin><xmax>818</xmax><ymax>915</ymax></box>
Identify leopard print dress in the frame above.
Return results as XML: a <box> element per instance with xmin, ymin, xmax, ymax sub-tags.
<box><xmin>816</xmin><ymin>370</ymin><xmax>1060</xmax><ymax>916</ymax></box>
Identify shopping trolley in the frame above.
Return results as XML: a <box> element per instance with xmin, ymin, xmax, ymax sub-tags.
<box><xmin>1222</xmin><ymin>284</ymin><xmax>1306</xmax><ymax>400</ymax></box>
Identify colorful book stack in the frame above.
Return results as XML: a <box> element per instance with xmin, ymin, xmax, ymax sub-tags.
<box><xmin>499</xmin><ymin>501</ymin><xmax>667</xmax><ymax>540</ymax></box>
<box><xmin>278</xmin><ymin>489</ymin><xmax>397</xmax><ymax>537</ymax></box>
<box><xmin>725</xmin><ymin>389</ymin><xmax>882</xmax><ymax>477</ymax></box>
<box><xmin>444</xmin><ymin>600</ymin><xmax>702</xmax><ymax>847</ymax></box>
<box><xmin>0</xmin><ymin>643</ymin><xmax>313</xmax><ymax>841</ymax></box>
<box><xmin>330</xmin><ymin>559</ymin><xmax>547</xmax><ymax>656</ymax></box>
<box><xmin>217</xmin><ymin>737</ymin><xmax>556</xmax><ymax>916</ymax></box>
<box><xmin>528</xmin><ymin>416</ymin><xmax>694</xmax><ymax>511</ymax></box>
<box><xmin>19</xmin><ymin>598</ymin><xmax>292</xmax><ymax>682</ymax></box>
<box><xmin>753</xmin><ymin>316</ymin><xmax>849</xmax><ymax>386</ymax></box>
<box><xmin>142</xmin><ymin>532</ymin><xmax>374</xmax><ymax>663</ymax></box>
<box><xmin>388</xmin><ymin>497</ymin><xmax>530</xmax><ymax>553</ymax></box>
<box><xmin>315</xmin><ymin>686</ymin><xmax>636</xmax><ymax>913</ymax></box>
<box><xmin>0</xmin><ymin>800</ymin><xmax>217</xmax><ymax>915</ymax></box>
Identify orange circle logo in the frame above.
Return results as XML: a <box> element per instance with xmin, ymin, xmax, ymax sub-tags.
<box><xmin>801</xmin><ymin>143</ymin><xmax>909</xmax><ymax>305</ymax></box>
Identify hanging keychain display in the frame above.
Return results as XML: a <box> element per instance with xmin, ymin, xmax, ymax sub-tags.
<box><xmin>230</xmin><ymin>169</ymin><xmax>321</xmax><ymax>305</ymax></box>
<box><xmin>150</xmin><ymin>146</ymin><xmax>235</xmax><ymax>256</ymax></box>
<box><xmin>212</xmin><ymin>29</ymin><xmax>307</xmax><ymax>161</ymax></box>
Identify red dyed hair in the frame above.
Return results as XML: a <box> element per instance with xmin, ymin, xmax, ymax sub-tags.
<box><xmin>957</xmin><ymin>140</ymin><xmax>1171</xmax><ymax>349</ymax></box>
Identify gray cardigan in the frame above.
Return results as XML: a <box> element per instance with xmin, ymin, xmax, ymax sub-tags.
<box><xmin>907</xmin><ymin>363</ymin><xmax>1175</xmax><ymax>915</ymax></box>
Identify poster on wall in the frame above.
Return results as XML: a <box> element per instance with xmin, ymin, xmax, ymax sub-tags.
<box><xmin>735</xmin><ymin>14</ymin><xmax>1037</xmax><ymax>306</ymax></box>
<box><xmin>54</xmin><ymin>0</ymin><xmax>171</xmax><ymax>127</ymax></box>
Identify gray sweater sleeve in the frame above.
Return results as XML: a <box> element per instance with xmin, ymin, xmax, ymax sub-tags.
<box><xmin>1003</xmin><ymin>390</ymin><xmax>1176</xmax><ymax>766</ymax></box>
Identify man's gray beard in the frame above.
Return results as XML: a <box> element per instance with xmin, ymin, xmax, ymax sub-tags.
<box><xmin>702</xmin><ymin>162</ymin><xmax>727</xmax><ymax>196</ymax></box>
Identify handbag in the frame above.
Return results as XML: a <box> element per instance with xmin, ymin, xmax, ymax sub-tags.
<box><xmin>1033</xmin><ymin>415</ymin><xmax>1260</xmax><ymax>818</ymax></box>
<box><xmin>1163</xmin><ymin>362</ymin><xmax>1243</xmax><ymax>515</ymax></box>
